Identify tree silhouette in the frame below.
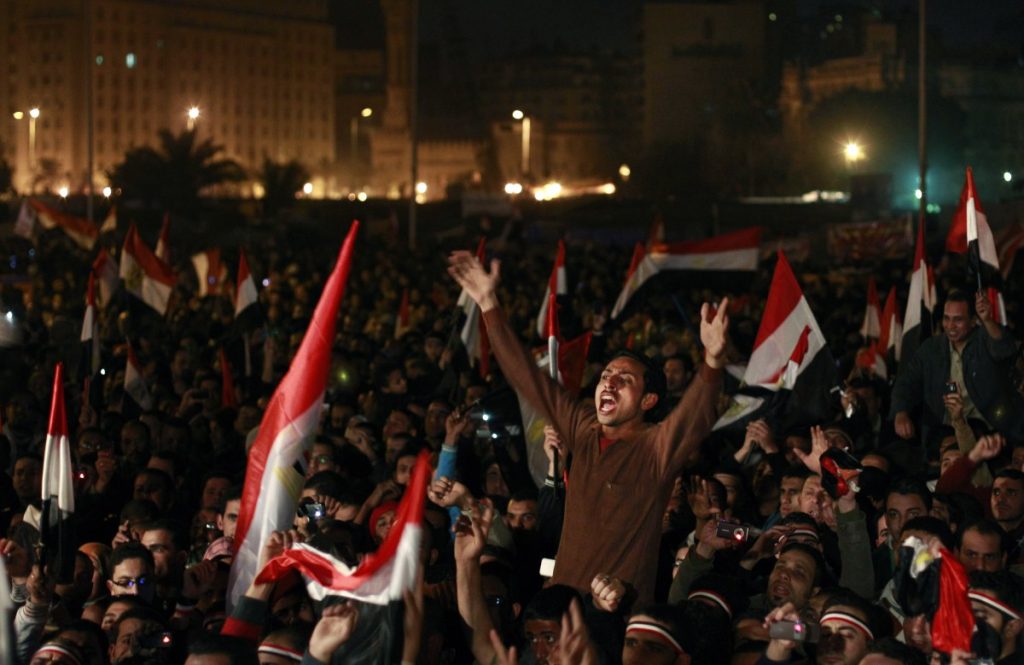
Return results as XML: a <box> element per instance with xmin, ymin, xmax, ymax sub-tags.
<box><xmin>107</xmin><ymin>129</ymin><xmax>245</xmax><ymax>215</ymax></box>
<box><xmin>258</xmin><ymin>158</ymin><xmax>309</xmax><ymax>217</ymax></box>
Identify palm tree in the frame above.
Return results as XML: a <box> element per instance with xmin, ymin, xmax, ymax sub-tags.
<box><xmin>258</xmin><ymin>158</ymin><xmax>310</xmax><ymax>217</ymax></box>
<box><xmin>107</xmin><ymin>129</ymin><xmax>245</xmax><ymax>216</ymax></box>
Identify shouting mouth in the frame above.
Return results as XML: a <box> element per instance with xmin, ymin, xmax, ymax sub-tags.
<box><xmin>598</xmin><ymin>393</ymin><xmax>617</xmax><ymax>415</ymax></box>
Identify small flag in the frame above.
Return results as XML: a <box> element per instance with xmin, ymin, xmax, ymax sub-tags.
<box><xmin>41</xmin><ymin>363</ymin><xmax>76</xmax><ymax>582</ymax></box>
<box><xmin>92</xmin><ymin>248</ymin><xmax>119</xmax><ymax>308</ymax></box>
<box><xmin>155</xmin><ymin>213</ymin><xmax>172</xmax><ymax>264</ymax></box>
<box><xmin>192</xmin><ymin>248</ymin><xmax>229</xmax><ymax>298</ymax></box>
<box><xmin>902</xmin><ymin>220</ymin><xmax>934</xmax><ymax>363</ymax></box>
<box><xmin>877</xmin><ymin>286</ymin><xmax>903</xmax><ymax>366</ymax></box>
<box><xmin>81</xmin><ymin>273</ymin><xmax>100</xmax><ymax>375</ymax></box>
<box><xmin>394</xmin><ymin>288</ymin><xmax>411</xmax><ymax>339</ymax></box>
<box><xmin>120</xmin><ymin>224</ymin><xmax>176</xmax><ymax>315</ymax></box>
<box><xmin>535</xmin><ymin>240</ymin><xmax>567</xmax><ymax>339</ymax></box>
<box><xmin>124</xmin><ymin>344</ymin><xmax>153</xmax><ymax>411</ymax></box>
<box><xmin>234</xmin><ymin>249</ymin><xmax>260</xmax><ymax>321</ymax></box>
<box><xmin>18</xmin><ymin>200</ymin><xmax>99</xmax><ymax>250</ymax></box>
<box><xmin>229</xmin><ymin>222</ymin><xmax>359</xmax><ymax>609</ymax></box>
<box><xmin>859</xmin><ymin>277</ymin><xmax>882</xmax><ymax>340</ymax></box>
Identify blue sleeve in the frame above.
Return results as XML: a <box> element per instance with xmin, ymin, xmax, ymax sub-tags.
<box><xmin>434</xmin><ymin>444</ymin><xmax>462</xmax><ymax>539</ymax></box>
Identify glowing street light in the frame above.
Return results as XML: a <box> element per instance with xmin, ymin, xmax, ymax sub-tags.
<box><xmin>843</xmin><ymin>141</ymin><xmax>864</xmax><ymax>163</ymax></box>
<box><xmin>618</xmin><ymin>164</ymin><xmax>631</xmax><ymax>180</ymax></box>
<box><xmin>12</xmin><ymin>111</ymin><xmax>23</xmax><ymax>120</ymax></box>
<box><xmin>504</xmin><ymin>182</ymin><xmax>523</xmax><ymax>195</ymax></box>
<box><xmin>360</xmin><ymin>107</ymin><xmax>373</xmax><ymax>118</ymax></box>
<box><xmin>29</xmin><ymin>107</ymin><xmax>40</xmax><ymax>120</ymax></box>
<box><xmin>302</xmin><ymin>182</ymin><xmax>314</xmax><ymax>195</ymax></box>
<box><xmin>512</xmin><ymin>110</ymin><xmax>531</xmax><ymax>177</ymax></box>
<box><xmin>512</xmin><ymin>109</ymin><xmax>524</xmax><ymax>121</ymax></box>
<box><xmin>1004</xmin><ymin>171</ymin><xmax>1013</xmax><ymax>183</ymax></box>
<box><xmin>58</xmin><ymin>186</ymin><xmax>69</xmax><ymax>198</ymax></box>
<box><xmin>102</xmin><ymin>186</ymin><xmax>112</xmax><ymax>198</ymax></box>
<box><xmin>187</xmin><ymin>106</ymin><xmax>200</xmax><ymax>131</ymax></box>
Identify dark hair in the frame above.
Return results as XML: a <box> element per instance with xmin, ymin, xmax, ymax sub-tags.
<box><xmin>994</xmin><ymin>468</ymin><xmax>1024</xmax><ymax>485</ymax></box>
<box><xmin>138</xmin><ymin>519</ymin><xmax>188</xmax><ymax>551</ymax></box>
<box><xmin>901</xmin><ymin>516</ymin><xmax>955</xmax><ymax>550</ymax></box>
<box><xmin>523</xmin><ymin>584</ymin><xmax>581</xmax><ymax>622</ymax></box>
<box><xmin>957</xmin><ymin>518</ymin><xmax>1007</xmax><ymax>553</ymax></box>
<box><xmin>968</xmin><ymin>570</ymin><xmax>1023</xmax><ymax>611</ymax></box>
<box><xmin>864</xmin><ymin>637</ymin><xmax>927</xmax><ymax>665</ymax></box>
<box><xmin>134</xmin><ymin>468</ymin><xmax>174</xmax><ymax>495</ymax></box>
<box><xmin>609</xmin><ymin>350</ymin><xmax>666</xmax><ymax>404</ymax></box>
<box><xmin>945</xmin><ymin>289</ymin><xmax>975</xmax><ymax>317</ymax></box>
<box><xmin>304</xmin><ymin>471</ymin><xmax>347</xmax><ymax>501</ymax></box>
<box><xmin>886</xmin><ymin>477</ymin><xmax>933</xmax><ymax>511</ymax></box>
<box><xmin>109</xmin><ymin>542</ymin><xmax>155</xmax><ymax>575</ymax></box>
<box><xmin>55</xmin><ymin>619</ymin><xmax>110</xmax><ymax>659</ymax></box>
<box><xmin>823</xmin><ymin>589</ymin><xmax>891</xmax><ymax>641</ymax></box>
<box><xmin>510</xmin><ymin>486</ymin><xmax>539</xmax><ymax>503</ymax></box>
<box><xmin>114</xmin><ymin>606</ymin><xmax>166</xmax><ymax>634</ymax></box>
<box><xmin>187</xmin><ymin>634</ymin><xmax>258</xmax><ymax>665</ymax></box>
<box><xmin>780</xmin><ymin>465</ymin><xmax>812</xmax><ymax>482</ymax></box>
<box><xmin>223</xmin><ymin>484</ymin><xmax>244</xmax><ymax>506</ymax></box>
<box><xmin>777</xmin><ymin>542</ymin><xmax>826</xmax><ymax>588</ymax></box>
<box><xmin>261</xmin><ymin>622</ymin><xmax>314</xmax><ymax>653</ymax></box>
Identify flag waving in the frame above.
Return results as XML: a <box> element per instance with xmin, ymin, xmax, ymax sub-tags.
<box><xmin>120</xmin><ymin>224</ymin><xmax>176</xmax><ymax>315</ymax></box>
<box><xmin>229</xmin><ymin>222</ymin><xmax>359</xmax><ymax>608</ymax></box>
<box><xmin>878</xmin><ymin>286</ymin><xmax>903</xmax><ymax>367</ymax></box>
<box><xmin>394</xmin><ymin>288</ymin><xmax>411</xmax><ymax>339</ymax></box>
<box><xmin>535</xmin><ymin>240</ymin><xmax>567</xmax><ymax>338</ymax></box>
<box><xmin>155</xmin><ymin>213</ymin><xmax>172</xmax><ymax>264</ymax></box>
<box><xmin>947</xmin><ymin>167</ymin><xmax>999</xmax><ymax>286</ymax></box>
<box><xmin>192</xmin><ymin>248</ymin><xmax>229</xmax><ymax>297</ymax></box>
<box><xmin>256</xmin><ymin>450</ymin><xmax>430</xmax><ymax>604</ymax></box>
<box><xmin>41</xmin><ymin>363</ymin><xmax>76</xmax><ymax>582</ymax></box>
<box><xmin>80</xmin><ymin>272</ymin><xmax>100</xmax><ymax>376</ymax></box>
<box><xmin>859</xmin><ymin>277</ymin><xmax>881</xmax><ymax>340</ymax></box>
<box><xmin>902</xmin><ymin>220</ymin><xmax>935</xmax><ymax>363</ymax></box>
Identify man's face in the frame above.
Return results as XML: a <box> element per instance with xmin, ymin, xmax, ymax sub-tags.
<box><xmin>102</xmin><ymin>600</ymin><xmax>133</xmax><ymax>634</ymax></box>
<box><xmin>140</xmin><ymin>529</ymin><xmax>181</xmax><ymax>580</ymax></box>
<box><xmin>374</xmin><ymin>509</ymin><xmax>396</xmax><ymax>543</ymax></box>
<box><xmin>991</xmin><ymin>478</ymin><xmax>1024</xmax><ymax>527</ymax></box>
<box><xmin>13</xmin><ymin>458</ymin><xmax>42</xmax><ymax>501</ymax></box>
<box><xmin>424</xmin><ymin>402</ymin><xmax>450</xmax><ymax>438</ymax></box>
<box><xmin>383</xmin><ymin>410</ymin><xmax>413</xmax><ymax>439</ymax></box>
<box><xmin>382</xmin><ymin>369</ymin><xmax>407</xmax><ymax>395</ymax></box>
<box><xmin>958</xmin><ymin>528</ymin><xmax>1005</xmax><ymax>572</ymax></box>
<box><xmin>524</xmin><ymin>618</ymin><xmax>562</xmax><ymax>665</ymax></box>
<box><xmin>133</xmin><ymin>474</ymin><xmax>170</xmax><ymax>512</ymax></box>
<box><xmin>506</xmin><ymin>499</ymin><xmax>538</xmax><ymax>531</ymax></box>
<box><xmin>77</xmin><ymin>430</ymin><xmax>111</xmax><ymax>459</ymax></box>
<box><xmin>221</xmin><ymin>498</ymin><xmax>241</xmax><ymax>539</ymax></box>
<box><xmin>663</xmin><ymin>359</ymin><xmax>688</xmax><ymax>394</ymax></box>
<box><xmin>798</xmin><ymin>475</ymin><xmax>823</xmax><ymax>520</ymax></box>
<box><xmin>902</xmin><ymin>614</ymin><xmax>931</xmax><ymax>654</ymax></box>
<box><xmin>328</xmin><ymin>404</ymin><xmax>352</xmax><ymax>431</ymax></box>
<box><xmin>942</xmin><ymin>300</ymin><xmax>974</xmax><ymax>346</ymax></box>
<box><xmin>385</xmin><ymin>436</ymin><xmax>408</xmax><ymax>467</ymax></box>
<box><xmin>107</xmin><ymin>558</ymin><xmax>153</xmax><ymax>601</ymax></box>
<box><xmin>594</xmin><ymin>357</ymin><xmax>655</xmax><ymax>427</ymax></box>
<box><xmin>817</xmin><ymin>607</ymin><xmax>871</xmax><ymax>665</ymax></box>
<box><xmin>939</xmin><ymin>447</ymin><xmax>962</xmax><ymax>474</ymax></box>
<box><xmin>484</xmin><ymin>463</ymin><xmax>509</xmax><ymax>498</ymax></box>
<box><xmin>394</xmin><ymin>455</ymin><xmax>416</xmax><ymax>486</ymax></box>
<box><xmin>767</xmin><ymin>549</ymin><xmax>818</xmax><ymax>609</ymax></box>
<box><xmin>779</xmin><ymin>477</ymin><xmax>805</xmax><ymax>518</ymax></box>
<box><xmin>623</xmin><ymin>615</ymin><xmax>683</xmax><ymax>665</ymax></box>
<box><xmin>885</xmin><ymin>492</ymin><xmax>927</xmax><ymax>543</ymax></box>
<box><xmin>111</xmin><ymin>617</ymin><xmax>147</xmax><ymax>663</ymax></box>
<box><xmin>120</xmin><ymin>424</ymin><xmax>149</xmax><ymax>461</ymax></box>
<box><xmin>202</xmin><ymin>477</ymin><xmax>230</xmax><ymax>511</ymax></box>
<box><xmin>307</xmin><ymin>444</ymin><xmax>337</xmax><ymax>478</ymax></box>
<box><xmin>185</xmin><ymin>656</ymin><xmax>232</xmax><ymax>665</ymax></box>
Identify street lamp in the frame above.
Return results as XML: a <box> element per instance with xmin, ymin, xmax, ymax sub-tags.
<box><xmin>187</xmin><ymin>106</ymin><xmax>200</xmax><ymax>131</ymax></box>
<box><xmin>512</xmin><ymin>110</ymin><xmax>531</xmax><ymax>179</ymax></box>
<box><xmin>843</xmin><ymin>141</ymin><xmax>864</xmax><ymax>164</ymax></box>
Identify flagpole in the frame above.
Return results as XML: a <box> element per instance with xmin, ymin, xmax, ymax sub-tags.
<box><xmin>548</xmin><ymin>335</ymin><xmax>560</xmax><ymax>496</ymax></box>
<box><xmin>917</xmin><ymin>0</ymin><xmax>927</xmax><ymax>234</ymax></box>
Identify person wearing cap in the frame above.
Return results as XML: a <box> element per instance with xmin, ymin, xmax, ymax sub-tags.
<box><xmin>448</xmin><ymin>250</ymin><xmax>728</xmax><ymax>604</ymax></box>
<box><xmin>968</xmin><ymin>570</ymin><xmax>1023</xmax><ymax>664</ymax></box>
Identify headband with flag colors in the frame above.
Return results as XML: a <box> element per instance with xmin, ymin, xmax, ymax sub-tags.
<box><xmin>611</xmin><ymin>227</ymin><xmax>761</xmax><ymax>319</ymax></box>
<box><xmin>820</xmin><ymin>611</ymin><xmax>874</xmax><ymax>640</ymax></box>
<box><xmin>228</xmin><ymin>222</ymin><xmax>359</xmax><ymax>609</ymax></box>
<box><xmin>625</xmin><ymin>621</ymin><xmax>684</xmax><ymax>656</ymax></box>
<box><xmin>255</xmin><ymin>450</ymin><xmax>430</xmax><ymax>604</ymax></box>
<box><xmin>859</xmin><ymin>277</ymin><xmax>881</xmax><ymax>340</ymax></box>
<box><xmin>968</xmin><ymin>591</ymin><xmax>1021</xmax><ymax>621</ymax></box>
<box><xmin>41</xmin><ymin>362</ymin><xmax>76</xmax><ymax>581</ymax></box>
<box><xmin>687</xmin><ymin>590</ymin><xmax>732</xmax><ymax>618</ymax></box>
<box><xmin>256</xmin><ymin>645</ymin><xmax>303</xmax><ymax>662</ymax></box>
<box><xmin>120</xmin><ymin>224</ymin><xmax>176</xmax><ymax>315</ymax></box>
<box><xmin>535</xmin><ymin>240</ymin><xmax>567</xmax><ymax>338</ymax></box>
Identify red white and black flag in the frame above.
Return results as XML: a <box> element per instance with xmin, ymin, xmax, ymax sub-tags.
<box><xmin>192</xmin><ymin>248</ymin><xmax>229</xmax><ymax>298</ymax></box>
<box><xmin>154</xmin><ymin>213</ymin><xmax>172</xmax><ymax>264</ymax></box>
<box><xmin>228</xmin><ymin>222</ymin><xmax>359</xmax><ymax>609</ymax></box>
<box><xmin>120</xmin><ymin>224</ymin><xmax>176</xmax><ymax>315</ymax></box>
<box><xmin>124</xmin><ymin>343</ymin><xmax>153</xmax><ymax>413</ymax></box>
<box><xmin>92</xmin><ymin>248</ymin><xmax>119</xmax><ymax>309</ymax></box>
<box><xmin>80</xmin><ymin>272</ymin><xmax>100</xmax><ymax>377</ymax></box>
<box><xmin>901</xmin><ymin>220</ymin><xmax>936</xmax><ymax>363</ymax></box>
<box><xmin>611</xmin><ymin>227</ymin><xmax>761</xmax><ymax>319</ymax></box>
<box><xmin>947</xmin><ymin>167</ymin><xmax>1000</xmax><ymax>287</ymax></box>
<box><xmin>715</xmin><ymin>251</ymin><xmax>837</xmax><ymax>430</ymax></box>
<box><xmin>41</xmin><ymin>363</ymin><xmax>76</xmax><ymax>582</ymax></box>
<box><xmin>859</xmin><ymin>276</ymin><xmax>882</xmax><ymax>341</ymax></box>
<box><xmin>535</xmin><ymin>240</ymin><xmax>567</xmax><ymax>339</ymax></box>
<box><xmin>877</xmin><ymin>286</ymin><xmax>903</xmax><ymax>368</ymax></box>
<box><xmin>15</xmin><ymin>199</ymin><xmax>99</xmax><ymax>250</ymax></box>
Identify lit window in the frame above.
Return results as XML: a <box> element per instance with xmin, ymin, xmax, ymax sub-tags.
<box><xmin>126</xmin><ymin>53</ymin><xmax>136</xmax><ymax>68</ymax></box>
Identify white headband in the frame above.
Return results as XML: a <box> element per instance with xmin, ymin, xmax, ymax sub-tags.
<box><xmin>820</xmin><ymin>611</ymin><xmax>874</xmax><ymax>640</ymax></box>
<box><xmin>34</xmin><ymin>645</ymin><xmax>82</xmax><ymax>665</ymax></box>
<box><xmin>626</xmin><ymin>621</ymin><xmax>684</xmax><ymax>655</ymax></box>
<box><xmin>687</xmin><ymin>590</ymin><xmax>732</xmax><ymax>618</ymax></box>
<box><xmin>257</xmin><ymin>644</ymin><xmax>304</xmax><ymax>662</ymax></box>
<box><xmin>969</xmin><ymin>591</ymin><xmax>1022</xmax><ymax>621</ymax></box>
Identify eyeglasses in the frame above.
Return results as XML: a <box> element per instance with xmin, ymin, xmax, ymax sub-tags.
<box><xmin>112</xmin><ymin>576</ymin><xmax>148</xmax><ymax>589</ymax></box>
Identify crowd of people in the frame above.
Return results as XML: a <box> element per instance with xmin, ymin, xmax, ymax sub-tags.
<box><xmin>0</xmin><ymin>212</ymin><xmax>1023</xmax><ymax>665</ymax></box>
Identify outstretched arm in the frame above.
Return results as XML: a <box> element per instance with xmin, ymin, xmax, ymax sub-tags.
<box><xmin>448</xmin><ymin>250</ymin><xmax>501</xmax><ymax>312</ymax></box>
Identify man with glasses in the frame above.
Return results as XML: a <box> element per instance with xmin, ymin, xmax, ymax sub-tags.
<box><xmin>106</xmin><ymin>542</ymin><xmax>156</xmax><ymax>605</ymax></box>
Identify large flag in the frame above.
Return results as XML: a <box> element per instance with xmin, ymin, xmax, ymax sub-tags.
<box><xmin>92</xmin><ymin>248</ymin><xmax>119</xmax><ymax>308</ymax></box>
<box><xmin>858</xmin><ymin>277</ymin><xmax>882</xmax><ymax>340</ymax></box>
<box><xmin>877</xmin><ymin>286</ymin><xmax>903</xmax><ymax>365</ymax></box>
<box><xmin>459</xmin><ymin>238</ymin><xmax>491</xmax><ymax>378</ymax></box>
<box><xmin>124</xmin><ymin>344</ymin><xmax>153</xmax><ymax>412</ymax></box>
<box><xmin>611</xmin><ymin>227</ymin><xmax>761</xmax><ymax>319</ymax></box>
<box><xmin>154</xmin><ymin>213</ymin><xmax>172</xmax><ymax>264</ymax></box>
<box><xmin>192</xmin><ymin>248</ymin><xmax>229</xmax><ymax>298</ymax></box>
<box><xmin>394</xmin><ymin>288</ymin><xmax>410</xmax><ymax>339</ymax></box>
<box><xmin>120</xmin><ymin>224</ymin><xmax>176</xmax><ymax>315</ymax></box>
<box><xmin>715</xmin><ymin>252</ymin><xmax>837</xmax><ymax>430</ymax></box>
<box><xmin>16</xmin><ymin>200</ymin><xmax>99</xmax><ymax>250</ymax></box>
<box><xmin>41</xmin><ymin>363</ymin><xmax>76</xmax><ymax>582</ymax></box>
<box><xmin>80</xmin><ymin>273</ymin><xmax>100</xmax><ymax>376</ymax></box>
<box><xmin>535</xmin><ymin>240</ymin><xmax>567</xmax><ymax>339</ymax></box>
<box><xmin>229</xmin><ymin>222</ymin><xmax>359</xmax><ymax>609</ymax></box>
<box><xmin>947</xmin><ymin>167</ymin><xmax>999</xmax><ymax>285</ymax></box>
<box><xmin>901</xmin><ymin>220</ymin><xmax>936</xmax><ymax>363</ymax></box>
<box><xmin>256</xmin><ymin>450</ymin><xmax>430</xmax><ymax>603</ymax></box>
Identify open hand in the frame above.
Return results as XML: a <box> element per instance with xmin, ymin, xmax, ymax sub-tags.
<box><xmin>309</xmin><ymin>602</ymin><xmax>359</xmax><ymax>662</ymax></box>
<box><xmin>448</xmin><ymin>251</ymin><xmax>500</xmax><ymax>312</ymax></box>
<box><xmin>700</xmin><ymin>298</ymin><xmax>730</xmax><ymax>368</ymax></box>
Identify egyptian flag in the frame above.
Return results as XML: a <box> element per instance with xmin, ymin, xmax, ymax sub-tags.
<box><xmin>858</xmin><ymin>277</ymin><xmax>881</xmax><ymax>341</ymax></box>
<box><xmin>535</xmin><ymin>240</ymin><xmax>567</xmax><ymax>339</ymax></box>
<box><xmin>611</xmin><ymin>227</ymin><xmax>761</xmax><ymax>319</ymax></box>
<box><xmin>947</xmin><ymin>167</ymin><xmax>1000</xmax><ymax>288</ymax></box>
<box><xmin>986</xmin><ymin>287</ymin><xmax>1008</xmax><ymax>327</ymax></box>
<box><xmin>714</xmin><ymin>251</ymin><xmax>837</xmax><ymax>430</ymax></box>
<box><xmin>901</xmin><ymin>221</ymin><xmax>936</xmax><ymax>363</ymax></box>
<box><xmin>877</xmin><ymin>286</ymin><xmax>903</xmax><ymax>366</ymax></box>
<box><xmin>100</xmin><ymin>205</ymin><xmax>117</xmax><ymax>234</ymax></box>
<box><xmin>18</xmin><ymin>200</ymin><xmax>99</xmax><ymax>250</ymax></box>
<box><xmin>124</xmin><ymin>343</ymin><xmax>153</xmax><ymax>412</ymax></box>
<box><xmin>855</xmin><ymin>344</ymin><xmax>888</xmax><ymax>380</ymax></box>
<box><xmin>120</xmin><ymin>224</ymin><xmax>176</xmax><ymax>315</ymax></box>
<box><xmin>80</xmin><ymin>272</ymin><xmax>100</xmax><ymax>376</ymax></box>
<box><xmin>894</xmin><ymin>536</ymin><xmax>974</xmax><ymax>655</ymax></box>
<box><xmin>41</xmin><ymin>363</ymin><xmax>76</xmax><ymax>582</ymax></box>
<box><xmin>234</xmin><ymin>249</ymin><xmax>260</xmax><ymax>324</ymax></box>
<box><xmin>92</xmin><ymin>248</ymin><xmax>119</xmax><ymax>308</ymax></box>
<box><xmin>154</xmin><ymin>213</ymin><xmax>172</xmax><ymax>264</ymax></box>
<box><xmin>459</xmin><ymin>238</ymin><xmax>491</xmax><ymax>378</ymax></box>
<box><xmin>228</xmin><ymin>222</ymin><xmax>359</xmax><ymax>609</ymax></box>
<box><xmin>394</xmin><ymin>288</ymin><xmax>411</xmax><ymax>339</ymax></box>
<box><xmin>192</xmin><ymin>249</ymin><xmax>229</xmax><ymax>297</ymax></box>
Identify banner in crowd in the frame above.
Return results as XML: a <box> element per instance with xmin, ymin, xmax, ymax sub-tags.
<box><xmin>826</xmin><ymin>215</ymin><xmax>912</xmax><ymax>262</ymax></box>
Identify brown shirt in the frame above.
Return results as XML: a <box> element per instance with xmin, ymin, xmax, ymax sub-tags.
<box><xmin>483</xmin><ymin>307</ymin><xmax>722</xmax><ymax>604</ymax></box>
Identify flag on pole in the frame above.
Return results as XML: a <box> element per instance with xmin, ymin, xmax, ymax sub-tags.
<box><xmin>234</xmin><ymin>249</ymin><xmax>260</xmax><ymax>321</ymax></box>
<box><xmin>256</xmin><ymin>450</ymin><xmax>430</xmax><ymax>603</ymax></box>
<box><xmin>535</xmin><ymin>240</ymin><xmax>567</xmax><ymax>339</ymax></box>
<box><xmin>859</xmin><ymin>277</ymin><xmax>882</xmax><ymax>340</ymax></box>
<box><xmin>877</xmin><ymin>286</ymin><xmax>903</xmax><ymax>365</ymax></box>
<box><xmin>611</xmin><ymin>227</ymin><xmax>761</xmax><ymax>319</ymax></box>
<box><xmin>986</xmin><ymin>287</ymin><xmax>1008</xmax><ymax>327</ymax></box>
<box><xmin>229</xmin><ymin>222</ymin><xmax>359</xmax><ymax>609</ymax></box>
<box><xmin>92</xmin><ymin>248</ymin><xmax>119</xmax><ymax>308</ymax></box>
<box><xmin>80</xmin><ymin>272</ymin><xmax>100</xmax><ymax>376</ymax></box>
<box><xmin>902</xmin><ymin>221</ymin><xmax>935</xmax><ymax>362</ymax></box>
<box><xmin>154</xmin><ymin>213</ymin><xmax>172</xmax><ymax>264</ymax></box>
<box><xmin>16</xmin><ymin>200</ymin><xmax>100</xmax><ymax>250</ymax></box>
<box><xmin>192</xmin><ymin>248</ymin><xmax>229</xmax><ymax>298</ymax></box>
<box><xmin>120</xmin><ymin>224</ymin><xmax>176</xmax><ymax>315</ymax></box>
<box><xmin>41</xmin><ymin>362</ymin><xmax>76</xmax><ymax>582</ymax></box>
<box><xmin>459</xmin><ymin>238</ymin><xmax>491</xmax><ymax>378</ymax></box>
<box><xmin>124</xmin><ymin>343</ymin><xmax>153</xmax><ymax>412</ymax></box>
<box><xmin>715</xmin><ymin>252</ymin><xmax>836</xmax><ymax>430</ymax></box>
<box><xmin>394</xmin><ymin>288</ymin><xmax>411</xmax><ymax>339</ymax></box>
<box><xmin>100</xmin><ymin>205</ymin><xmax>117</xmax><ymax>234</ymax></box>
<box><xmin>947</xmin><ymin>167</ymin><xmax>1000</xmax><ymax>287</ymax></box>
